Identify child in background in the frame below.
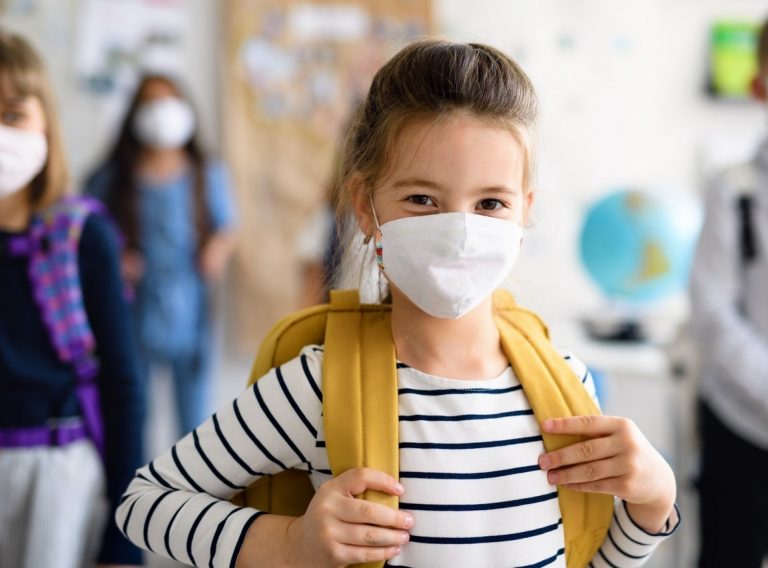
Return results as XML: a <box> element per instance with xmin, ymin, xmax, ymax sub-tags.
<box><xmin>690</xmin><ymin>17</ymin><xmax>768</xmax><ymax>568</ymax></box>
<box><xmin>86</xmin><ymin>75</ymin><xmax>237</xmax><ymax>437</ymax></box>
<box><xmin>116</xmin><ymin>40</ymin><xmax>678</xmax><ymax>568</ymax></box>
<box><xmin>0</xmin><ymin>29</ymin><xmax>143</xmax><ymax>567</ymax></box>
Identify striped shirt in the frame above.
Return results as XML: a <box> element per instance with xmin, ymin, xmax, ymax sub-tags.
<box><xmin>116</xmin><ymin>345</ymin><xmax>678</xmax><ymax>568</ymax></box>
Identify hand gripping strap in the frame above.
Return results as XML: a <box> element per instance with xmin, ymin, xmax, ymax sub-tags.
<box><xmin>324</xmin><ymin>289</ymin><xmax>399</xmax><ymax>568</ymax></box>
<box><xmin>492</xmin><ymin>290</ymin><xmax>613</xmax><ymax>567</ymax></box>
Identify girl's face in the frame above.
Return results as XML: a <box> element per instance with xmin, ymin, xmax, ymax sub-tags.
<box><xmin>0</xmin><ymin>91</ymin><xmax>46</xmax><ymax>134</ymax></box>
<box><xmin>356</xmin><ymin>113</ymin><xmax>532</xmax><ymax>234</ymax></box>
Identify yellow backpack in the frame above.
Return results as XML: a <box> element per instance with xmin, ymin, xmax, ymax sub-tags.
<box><xmin>232</xmin><ymin>289</ymin><xmax>612</xmax><ymax>568</ymax></box>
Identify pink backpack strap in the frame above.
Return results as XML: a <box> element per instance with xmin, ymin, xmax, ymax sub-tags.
<box><xmin>19</xmin><ymin>196</ymin><xmax>112</xmax><ymax>457</ymax></box>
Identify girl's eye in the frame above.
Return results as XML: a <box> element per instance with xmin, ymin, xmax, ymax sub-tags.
<box><xmin>478</xmin><ymin>199</ymin><xmax>504</xmax><ymax>211</ymax></box>
<box><xmin>1</xmin><ymin>110</ymin><xmax>24</xmax><ymax>125</ymax></box>
<box><xmin>407</xmin><ymin>195</ymin><xmax>434</xmax><ymax>206</ymax></box>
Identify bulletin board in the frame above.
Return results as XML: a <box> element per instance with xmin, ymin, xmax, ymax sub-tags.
<box><xmin>222</xmin><ymin>0</ymin><xmax>432</xmax><ymax>351</ymax></box>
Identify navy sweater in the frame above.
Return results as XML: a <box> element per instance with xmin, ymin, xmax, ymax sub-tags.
<box><xmin>0</xmin><ymin>213</ymin><xmax>144</xmax><ymax>564</ymax></box>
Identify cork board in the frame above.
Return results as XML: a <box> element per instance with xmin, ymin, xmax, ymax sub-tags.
<box><xmin>221</xmin><ymin>0</ymin><xmax>432</xmax><ymax>351</ymax></box>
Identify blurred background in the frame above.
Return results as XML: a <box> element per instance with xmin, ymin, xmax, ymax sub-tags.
<box><xmin>4</xmin><ymin>0</ymin><xmax>768</xmax><ymax>566</ymax></box>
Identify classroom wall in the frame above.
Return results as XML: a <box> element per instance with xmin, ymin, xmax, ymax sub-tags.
<box><xmin>5</xmin><ymin>0</ymin><xmax>768</xmax><ymax>326</ymax></box>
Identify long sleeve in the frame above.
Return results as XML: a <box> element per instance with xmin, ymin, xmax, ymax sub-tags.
<box><xmin>690</xmin><ymin>174</ymin><xmax>768</xmax><ymax>411</ymax></box>
<box><xmin>563</xmin><ymin>353</ymin><xmax>681</xmax><ymax>567</ymax></box>
<box><xmin>116</xmin><ymin>346</ymin><xmax>324</xmax><ymax>568</ymax></box>
<box><xmin>79</xmin><ymin>214</ymin><xmax>145</xmax><ymax>564</ymax></box>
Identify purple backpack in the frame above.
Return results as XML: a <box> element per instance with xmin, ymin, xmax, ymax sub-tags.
<box><xmin>7</xmin><ymin>196</ymin><xmax>113</xmax><ymax>457</ymax></box>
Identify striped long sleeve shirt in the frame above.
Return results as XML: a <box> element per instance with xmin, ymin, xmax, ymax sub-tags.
<box><xmin>116</xmin><ymin>345</ymin><xmax>678</xmax><ymax>568</ymax></box>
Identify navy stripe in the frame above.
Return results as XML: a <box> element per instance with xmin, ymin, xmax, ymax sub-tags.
<box><xmin>121</xmin><ymin>498</ymin><xmax>139</xmax><ymax>536</ymax></box>
<box><xmin>143</xmin><ymin>490</ymin><xmax>174</xmax><ymax>551</ymax></box>
<box><xmin>598</xmin><ymin>547</ymin><xmax>621</xmax><ymax>568</ymax></box>
<box><xmin>172</xmin><ymin>445</ymin><xmax>205</xmax><ymax>492</ymax></box>
<box><xmin>213</xmin><ymin>413</ymin><xmax>268</xmax><ymax>477</ymax></box>
<box><xmin>399</xmin><ymin>464</ymin><xmax>540</xmax><ymax>480</ymax></box>
<box><xmin>518</xmin><ymin>547</ymin><xmax>565</xmax><ymax>568</ymax></box>
<box><xmin>399</xmin><ymin>409</ymin><xmax>533</xmax><ymax>422</ymax></box>
<box><xmin>607</xmin><ymin>527</ymin><xmax>651</xmax><ymax>560</ymax></box>
<box><xmin>229</xmin><ymin>512</ymin><xmax>263</xmax><ymax>568</ymax></box>
<box><xmin>233</xmin><ymin>398</ymin><xmax>287</xmax><ymax>470</ymax></box>
<box><xmin>136</xmin><ymin>472</ymin><xmax>151</xmax><ymax>482</ymax></box>
<box><xmin>193</xmin><ymin>429</ymin><xmax>245</xmax><ymax>490</ymax></box>
<box><xmin>149</xmin><ymin>461</ymin><xmax>174</xmax><ymax>489</ymax></box>
<box><xmin>187</xmin><ymin>501</ymin><xmax>218</xmax><ymax>565</ymax></box>
<box><xmin>209</xmin><ymin>508</ymin><xmax>241</xmax><ymax>567</ymax></box>
<box><xmin>400</xmin><ymin>491</ymin><xmax>557</xmax><ymax>512</ymax></box>
<box><xmin>398</xmin><ymin>384</ymin><xmax>522</xmax><ymax>396</ymax></box>
<box><xmin>316</xmin><ymin>440</ymin><xmax>326</xmax><ymax>448</ymax></box>
<box><xmin>276</xmin><ymin>366</ymin><xmax>317</xmax><ymax>437</ymax></box>
<box><xmin>164</xmin><ymin>495</ymin><xmax>192</xmax><ymax>561</ymax></box>
<box><xmin>409</xmin><ymin>519</ymin><xmax>562</xmax><ymax>544</ymax></box>
<box><xmin>301</xmin><ymin>354</ymin><xmax>323</xmax><ymax>401</ymax></box>
<box><xmin>581</xmin><ymin>370</ymin><xmax>589</xmax><ymax>384</ymax></box>
<box><xmin>253</xmin><ymin>382</ymin><xmax>307</xmax><ymax>464</ymax></box>
<box><xmin>615</xmin><ymin>508</ymin><xmax>653</xmax><ymax>546</ymax></box>
<box><xmin>315</xmin><ymin>468</ymin><xmax>333</xmax><ymax>475</ymax></box>
<box><xmin>400</xmin><ymin>435</ymin><xmax>542</xmax><ymax>450</ymax></box>
<box><xmin>119</xmin><ymin>490</ymin><xmax>139</xmax><ymax>505</ymax></box>
<box><xmin>396</xmin><ymin>362</ymin><xmax>410</xmax><ymax>369</ymax></box>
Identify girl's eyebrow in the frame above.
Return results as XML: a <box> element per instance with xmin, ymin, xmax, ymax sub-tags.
<box><xmin>392</xmin><ymin>177</ymin><xmax>443</xmax><ymax>190</ymax></box>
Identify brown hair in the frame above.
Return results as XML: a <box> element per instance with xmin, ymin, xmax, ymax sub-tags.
<box><xmin>91</xmin><ymin>74</ymin><xmax>211</xmax><ymax>251</ymax></box>
<box><xmin>340</xmin><ymin>39</ymin><xmax>538</xmax><ymax>207</ymax></box>
<box><xmin>758</xmin><ymin>19</ymin><xmax>768</xmax><ymax>69</ymax></box>
<box><xmin>0</xmin><ymin>29</ymin><xmax>69</xmax><ymax>209</ymax></box>
<box><xmin>333</xmin><ymin>39</ymin><xmax>538</xmax><ymax>293</ymax></box>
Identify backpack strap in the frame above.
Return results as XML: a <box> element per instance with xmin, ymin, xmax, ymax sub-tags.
<box><xmin>492</xmin><ymin>289</ymin><xmax>613</xmax><ymax>567</ymax></box>
<box><xmin>22</xmin><ymin>196</ymin><xmax>109</xmax><ymax>457</ymax></box>
<box><xmin>737</xmin><ymin>194</ymin><xmax>758</xmax><ymax>264</ymax></box>
<box><xmin>324</xmin><ymin>290</ymin><xmax>398</xmax><ymax>568</ymax></box>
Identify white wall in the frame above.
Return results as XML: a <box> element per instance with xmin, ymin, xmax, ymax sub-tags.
<box><xmin>6</xmin><ymin>0</ymin><xmax>768</xmax><ymax>324</ymax></box>
<box><xmin>438</xmin><ymin>0</ymin><xmax>768</xmax><ymax>322</ymax></box>
<box><xmin>3</xmin><ymin>0</ymin><xmax>220</xmax><ymax>187</ymax></box>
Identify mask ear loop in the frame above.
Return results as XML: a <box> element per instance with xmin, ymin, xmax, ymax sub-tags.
<box><xmin>368</xmin><ymin>196</ymin><xmax>384</xmax><ymax>270</ymax></box>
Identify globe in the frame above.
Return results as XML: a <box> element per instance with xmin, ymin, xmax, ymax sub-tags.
<box><xmin>579</xmin><ymin>189</ymin><xmax>702</xmax><ymax>304</ymax></box>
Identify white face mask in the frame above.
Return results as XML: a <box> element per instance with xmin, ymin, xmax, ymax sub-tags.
<box><xmin>132</xmin><ymin>97</ymin><xmax>196</xmax><ymax>149</ymax></box>
<box><xmin>0</xmin><ymin>124</ymin><xmax>48</xmax><ymax>199</ymax></box>
<box><xmin>373</xmin><ymin>210</ymin><xmax>524</xmax><ymax>319</ymax></box>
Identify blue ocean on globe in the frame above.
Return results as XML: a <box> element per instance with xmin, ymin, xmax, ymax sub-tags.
<box><xmin>579</xmin><ymin>189</ymin><xmax>702</xmax><ymax>304</ymax></box>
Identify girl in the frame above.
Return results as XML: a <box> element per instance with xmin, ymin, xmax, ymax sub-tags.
<box><xmin>86</xmin><ymin>75</ymin><xmax>237</xmax><ymax>437</ymax></box>
<box><xmin>0</xmin><ymin>30</ymin><xmax>143</xmax><ymax>567</ymax></box>
<box><xmin>116</xmin><ymin>40</ymin><xmax>678</xmax><ymax>568</ymax></box>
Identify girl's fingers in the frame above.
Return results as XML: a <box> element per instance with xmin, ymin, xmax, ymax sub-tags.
<box><xmin>542</xmin><ymin>415</ymin><xmax>630</xmax><ymax>437</ymax></box>
<box><xmin>545</xmin><ymin>457</ymin><xmax>625</xmax><ymax>486</ymax></box>
<box><xmin>337</xmin><ymin>497</ymin><xmax>414</xmax><ymax>531</ymax></box>
<box><xmin>336</xmin><ymin>521</ymin><xmax>411</xmax><ymax>548</ymax></box>
<box><xmin>335</xmin><ymin>467</ymin><xmax>404</xmax><ymax>498</ymax></box>
<box><xmin>539</xmin><ymin>435</ymin><xmax>619</xmax><ymax>470</ymax></box>
<box><xmin>336</xmin><ymin>544</ymin><xmax>403</xmax><ymax>565</ymax></box>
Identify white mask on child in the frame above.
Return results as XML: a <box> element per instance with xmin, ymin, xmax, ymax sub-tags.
<box><xmin>132</xmin><ymin>97</ymin><xmax>196</xmax><ymax>149</ymax></box>
<box><xmin>0</xmin><ymin>124</ymin><xmax>48</xmax><ymax>198</ymax></box>
<box><xmin>373</xmin><ymin>210</ymin><xmax>524</xmax><ymax>319</ymax></box>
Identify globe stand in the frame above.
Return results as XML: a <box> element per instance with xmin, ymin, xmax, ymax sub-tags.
<box><xmin>582</xmin><ymin>317</ymin><xmax>647</xmax><ymax>343</ymax></box>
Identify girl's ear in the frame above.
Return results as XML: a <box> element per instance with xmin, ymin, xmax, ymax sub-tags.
<box><xmin>522</xmin><ymin>188</ymin><xmax>535</xmax><ymax>227</ymax></box>
<box><xmin>349</xmin><ymin>173</ymin><xmax>374</xmax><ymax>237</ymax></box>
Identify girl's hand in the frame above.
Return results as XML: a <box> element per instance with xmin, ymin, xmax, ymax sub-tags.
<box><xmin>285</xmin><ymin>467</ymin><xmax>413</xmax><ymax>567</ymax></box>
<box><xmin>538</xmin><ymin>415</ymin><xmax>677</xmax><ymax>533</ymax></box>
<box><xmin>236</xmin><ymin>467</ymin><xmax>413</xmax><ymax>568</ymax></box>
<box><xmin>120</xmin><ymin>250</ymin><xmax>144</xmax><ymax>285</ymax></box>
<box><xmin>199</xmin><ymin>232</ymin><xmax>236</xmax><ymax>282</ymax></box>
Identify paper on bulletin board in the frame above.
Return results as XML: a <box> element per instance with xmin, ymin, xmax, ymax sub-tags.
<box><xmin>75</xmin><ymin>0</ymin><xmax>187</xmax><ymax>96</ymax></box>
<box><xmin>222</xmin><ymin>0</ymin><xmax>432</xmax><ymax>351</ymax></box>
